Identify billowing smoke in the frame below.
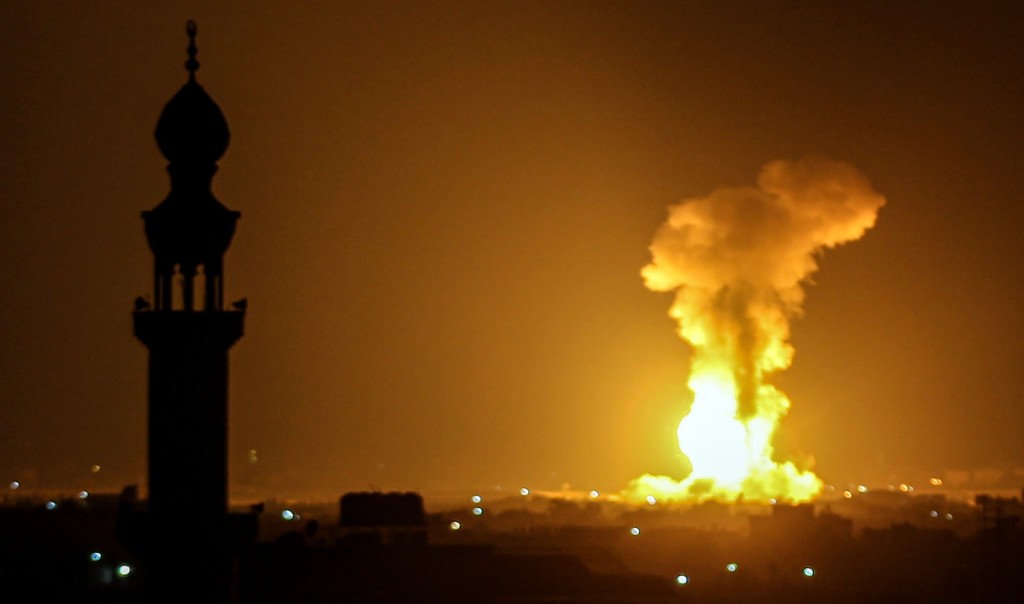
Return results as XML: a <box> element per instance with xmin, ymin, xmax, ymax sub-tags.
<box><xmin>630</xmin><ymin>157</ymin><xmax>886</xmax><ymax>502</ymax></box>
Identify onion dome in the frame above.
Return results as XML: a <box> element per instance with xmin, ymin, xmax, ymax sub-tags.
<box><xmin>154</xmin><ymin>20</ymin><xmax>230</xmax><ymax>167</ymax></box>
<box><xmin>155</xmin><ymin>81</ymin><xmax>230</xmax><ymax>166</ymax></box>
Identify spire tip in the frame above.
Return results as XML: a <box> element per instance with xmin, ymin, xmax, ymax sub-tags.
<box><xmin>185</xmin><ymin>20</ymin><xmax>199</xmax><ymax>82</ymax></box>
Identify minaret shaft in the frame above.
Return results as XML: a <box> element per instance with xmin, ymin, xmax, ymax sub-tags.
<box><xmin>136</xmin><ymin>312</ymin><xmax>243</xmax><ymax>518</ymax></box>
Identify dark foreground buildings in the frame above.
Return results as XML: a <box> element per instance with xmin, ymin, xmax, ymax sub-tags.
<box><xmin>6</xmin><ymin>486</ymin><xmax>1024</xmax><ymax>603</ymax></box>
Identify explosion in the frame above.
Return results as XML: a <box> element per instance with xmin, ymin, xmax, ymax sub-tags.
<box><xmin>629</xmin><ymin>158</ymin><xmax>885</xmax><ymax>503</ymax></box>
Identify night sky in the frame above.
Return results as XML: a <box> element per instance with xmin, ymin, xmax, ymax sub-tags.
<box><xmin>3</xmin><ymin>1</ymin><xmax>1023</xmax><ymax>500</ymax></box>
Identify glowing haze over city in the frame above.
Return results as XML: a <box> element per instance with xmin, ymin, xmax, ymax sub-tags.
<box><xmin>3</xmin><ymin>2</ymin><xmax>1024</xmax><ymax>505</ymax></box>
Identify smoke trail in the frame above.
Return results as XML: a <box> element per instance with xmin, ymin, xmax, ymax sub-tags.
<box><xmin>630</xmin><ymin>157</ymin><xmax>885</xmax><ymax>502</ymax></box>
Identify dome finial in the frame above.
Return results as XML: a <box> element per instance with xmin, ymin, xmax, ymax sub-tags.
<box><xmin>185</xmin><ymin>20</ymin><xmax>199</xmax><ymax>82</ymax></box>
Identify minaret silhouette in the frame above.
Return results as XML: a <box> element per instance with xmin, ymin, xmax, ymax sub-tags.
<box><xmin>134</xmin><ymin>20</ymin><xmax>243</xmax><ymax>602</ymax></box>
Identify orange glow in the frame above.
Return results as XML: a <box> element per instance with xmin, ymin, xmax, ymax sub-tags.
<box><xmin>627</xmin><ymin>158</ymin><xmax>885</xmax><ymax>503</ymax></box>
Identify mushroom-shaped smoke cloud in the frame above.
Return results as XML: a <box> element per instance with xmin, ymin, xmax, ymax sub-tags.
<box><xmin>630</xmin><ymin>157</ymin><xmax>886</xmax><ymax>503</ymax></box>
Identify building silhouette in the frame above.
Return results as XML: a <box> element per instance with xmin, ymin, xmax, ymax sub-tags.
<box><xmin>132</xmin><ymin>21</ymin><xmax>244</xmax><ymax>603</ymax></box>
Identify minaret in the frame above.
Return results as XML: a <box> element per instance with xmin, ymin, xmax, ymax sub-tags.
<box><xmin>133</xmin><ymin>21</ymin><xmax>243</xmax><ymax>602</ymax></box>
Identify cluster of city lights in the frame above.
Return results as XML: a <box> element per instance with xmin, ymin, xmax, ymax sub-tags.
<box><xmin>6</xmin><ymin>463</ymin><xmax>107</xmax><ymax>510</ymax></box>
<box><xmin>448</xmin><ymin>494</ymin><xmax>490</xmax><ymax>530</ymax></box>
<box><xmin>460</xmin><ymin>486</ymin><xmax>608</xmax><ymax>503</ymax></box>
<box><xmin>441</xmin><ymin>477</ymin><xmax>956</xmax><ymax>545</ymax></box>
<box><xmin>87</xmin><ymin>551</ymin><xmax>133</xmax><ymax>580</ymax></box>
<box><xmin>673</xmin><ymin>564</ymin><xmax>815</xmax><ymax>586</ymax></box>
<box><xmin>444</xmin><ymin>478</ymin><xmax>944</xmax><ymax>510</ymax></box>
<box><xmin>449</xmin><ymin>487</ymin><xmax>589</xmax><ymax>531</ymax></box>
<box><xmin>836</xmin><ymin>480</ymin><xmax>953</xmax><ymax>499</ymax></box>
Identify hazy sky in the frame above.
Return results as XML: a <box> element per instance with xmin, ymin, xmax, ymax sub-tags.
<box><xmin>2</xmin><ymin>1</ymin><xmax>1023</xmax><ymax>500</ymax></box>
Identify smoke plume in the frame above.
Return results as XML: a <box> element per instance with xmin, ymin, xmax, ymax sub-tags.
<box><xmin>630</xmin><ymin>157</ymin><xmax>886</xmax><ymax>502</ymax></box>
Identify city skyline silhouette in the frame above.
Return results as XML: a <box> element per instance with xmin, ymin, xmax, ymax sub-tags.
<box><xmin>3</xmin><ymin>7</ymin><xmax>1024</xmax><ymax>603</ymax></box>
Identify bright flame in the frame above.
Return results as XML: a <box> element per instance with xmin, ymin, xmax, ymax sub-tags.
<box><xmin>627</xmin><ymin>158</ymin><xmax>885</xmax><ymax>503</ymax></box>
